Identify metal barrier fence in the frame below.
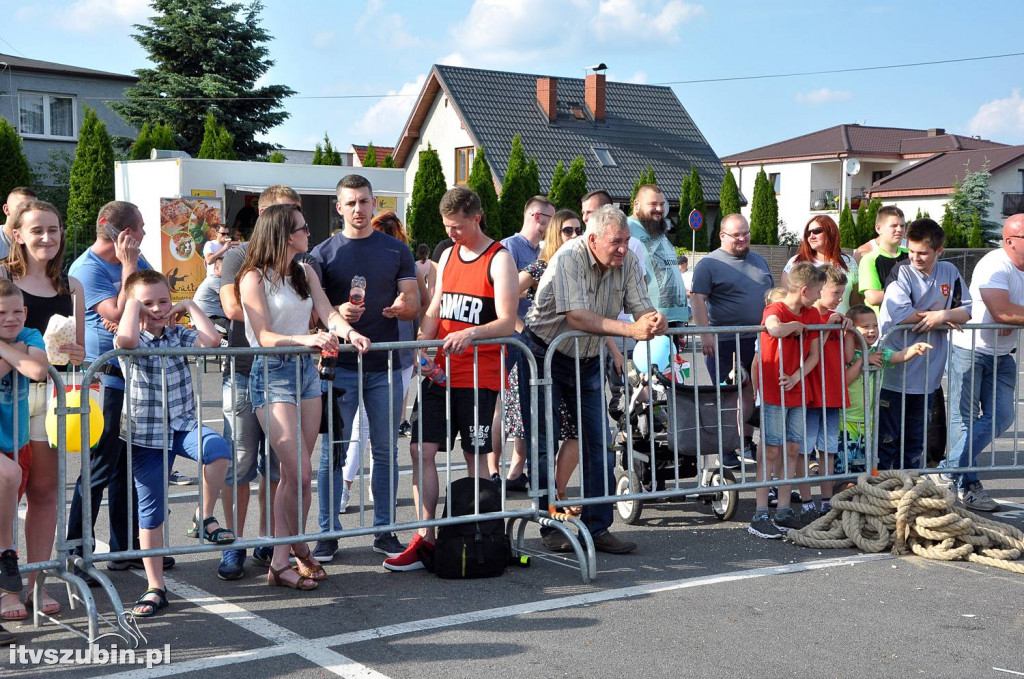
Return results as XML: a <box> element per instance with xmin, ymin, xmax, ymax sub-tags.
<box><xmin>10</xmin><ymin>324</ymin><xmax>1024</xmax><ymax>644</ymax></box>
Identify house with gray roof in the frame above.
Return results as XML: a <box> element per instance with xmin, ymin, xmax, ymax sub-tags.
<box><xmin>0</xmin><ymin>53</ymin><xmax>137</xmax><ymax>175</ymax></box>
<box><xmin>721</xmin><ymin>124</ymin><xmax>1005</xmax><ymax>236</ymax></box>
<box><xmin>392</xmin><ymin>64</ymin><xmax>726</xmax><ymax>212</ymax></box>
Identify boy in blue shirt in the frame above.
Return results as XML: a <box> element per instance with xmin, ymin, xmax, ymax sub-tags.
<box><xmin>0</xmin><ymin>280</ymin><xmax>49</xmax><ymax>641</ymax></box>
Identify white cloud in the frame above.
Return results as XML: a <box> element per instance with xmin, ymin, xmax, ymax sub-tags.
<box><xmin>312</xmin><ymin>31</ymin><xmax>335</xmax><ymax>50</ymax></box>
<box><xmin>355</xmin><ymin>0</ymin><xmax>421</xmax><ymax>49</ymax></box>
<box><xmin>439</xmin><ymin>52</ymin><xmax>469</xmax><ymax>67</ymax></box>
<box><xmin>452</xmin><ymin>0</ymin><xmax>588</xmax><ymax>65</ymax></box>
<box><xmin>628</xmin><ymin>70</ymin><xmax>648</xmax><ymax>84</ymax></box>
<box><xmin>795</xmin><ymin>88</ymin><xmax>853</xmax><ymax>105</ymax></box>
<box><xmin>54</xmin><ymin>0</ymin><xmax>151</xmax><ymax>32</ymax></box>
<box><xmin>348</xmin><ymin>74</ymin><xmax>426</xmax><ymax>143</ymax></box>
<box><xmin>968</xmin><ymin>89</ymin><xmax>1024</xmax><ymax>142</ymax></box>
<box><xmin>591</xmin><ymin>0</ymin><xmax>704</xmax><ymax>42</ymax></box>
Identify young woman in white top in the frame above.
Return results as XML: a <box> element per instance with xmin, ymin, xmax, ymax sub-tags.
<box><xmin>781</xmin><ymin>215</ymin><xmax>861</xmax><ymax>313</ymax></box>
<box><xmin>237</xmin><ymin>204</ymin><xmax>369</xmax><ymax>590</ymax></box>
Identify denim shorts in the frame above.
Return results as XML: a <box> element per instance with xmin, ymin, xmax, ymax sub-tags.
<box><xmin>804</xmin><ymin>407</ymin><xmax>840</xmax><ymax>455</ymax></box>
<box><xmin>249</xmin><ymin>354</ymin><xmax>321</xmax><ymax>410</ymax></box>
<box><xmin>761</xmin><ymin>403</ymin><xmax>806</xmax><ymax>446</ymax></box>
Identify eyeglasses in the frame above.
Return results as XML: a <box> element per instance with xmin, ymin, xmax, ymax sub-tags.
<box><xmin>721</xmin><ymin>231</ymin><xmax>750</xmax><ymax>240</ymax></box>
<box><xmin>218</xmin><ymin>231</ymin><xmax>231</xmax><ymax>237</ymax></box>
<box><xmin>291</xmin><ymin>224</ymin><xmax>310</xmax><ymax>234</ymax></box>
<box><xmin>806</xmin><ymin>227</ymin><xmax>825</xmax><ymax>237</ymax></box>
<box><xmin>533</xmin><ymin>211</ymin><xmax>554</xmax><ymax>222</ymax></box>
<box><xmin>561</xmin><ymin>226</ymin><xmax>584</xmax><ymax>236</ymax></box>
<box><xmin>1006</xmin><ymin>235</ymin><xmax>1024</xmax><ymax>240</ymax></box>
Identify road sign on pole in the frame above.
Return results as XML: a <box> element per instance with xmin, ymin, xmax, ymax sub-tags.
<box><xmin>689</xmin><ymin>209</ymin><xmax>703</xmax><ymax>253</ymax></box>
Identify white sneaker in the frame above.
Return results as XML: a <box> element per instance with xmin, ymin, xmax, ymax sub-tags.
<box><xmin>339</xmin><ymin>487</ymin><xmax>351</xmax><ymax>514</ymax></box>
<box><xmin>961</xmin><ymin>483</ymin><xmax>998</xmax><ymax>512</ymax></box>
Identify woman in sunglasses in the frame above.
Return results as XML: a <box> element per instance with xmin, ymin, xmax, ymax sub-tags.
<box><xmin>780</xmin><ymin>215</ymin><xmax>860</xmax><ymax>312</ymax></box>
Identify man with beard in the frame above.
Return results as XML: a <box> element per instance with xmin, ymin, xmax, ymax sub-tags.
<box><xmin>627</xmin><ymin>185</ymin><xmax>688</xmax><ymax>325</ymax></box>
<box><xmin>690</xmin><ymin>214</ymin><xmax>774</xmax><ymax>467</ymax></box>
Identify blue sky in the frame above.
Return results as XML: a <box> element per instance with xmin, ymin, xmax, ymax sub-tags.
<box><xmin>4</xmin><ymin>0</ymin><xmax>1024</xmax><ymax>158</ymax></box>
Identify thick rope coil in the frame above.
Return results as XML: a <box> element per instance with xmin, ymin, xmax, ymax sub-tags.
<box><xmin>788</xmin><ymin>471</ymin><xmax>1024</xmax><ymax>574</ymax></box>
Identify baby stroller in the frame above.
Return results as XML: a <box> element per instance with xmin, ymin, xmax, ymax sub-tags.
<box><xmin>613</xmin><ymin>338</ymin><xmax>740</xmax><ymax>524</ymax></box>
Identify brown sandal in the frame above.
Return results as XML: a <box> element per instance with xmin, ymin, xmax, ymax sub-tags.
<box><xmin>290</xmin><ymin>548</ymin><xmax>327</xmax><ymax>581</ymax></box>
<box><xmin>0</xmin><ymin>592</ymin><xmax>27</xmax><ymax>621</ymax></box>
<box><xmin>267</xmin><ymin>565</ymin><xmax>317</xmax><ymax>591</ymax></box>
<box><xmin>557</xmin><ymin>493</ymin><xmax>583</xmax><ymax>517</ymax></box>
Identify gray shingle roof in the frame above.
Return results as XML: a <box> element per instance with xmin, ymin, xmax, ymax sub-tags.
<box><xmin>400</xmin><ymin>64</ymin><xmax>727</xmax><ymax>204</ymax></box>
<box><xmin>0</xmin><ymin>52</ymin><xmax>136</xmax><ymax>82</ymax></box>
<box><xmin>868</xmin><ymin>145</ymin><xmax>1024</xmax><ymax>195</ymax></box>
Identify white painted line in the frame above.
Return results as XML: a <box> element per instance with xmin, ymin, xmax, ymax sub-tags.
<box><xmin>100</xmin><ymin>552</ymin><xmax>891</xmax><ymax>678</ymax></box>
<box><xmin>994</xmin><ymin>668</ymin><xmax>1024</xmax><ymax>677</ymax></box>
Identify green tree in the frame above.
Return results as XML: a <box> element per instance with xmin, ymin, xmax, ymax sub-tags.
<box><xmin>466</xmin><ymin>145</ymin><xmax>502</xmax><ymax>240</ymax></box>
<box><xmin>968</xmin><ymin>211</ymin><xmax>986</xmax><ymax>248</ymax></box>
<box><xmin>498</xmin><ymin>135</ymin><xmax>531</xmax><ymax>239</ymax></box>
<box><xmin>197</xmin><ymin>112</ymin><xmax>219</xmax><ymax>159</ymax></box>
<box><xmin>151</xmin><ymin>123</ymin><xmax>177</xmax><ymax>151</ymax></box>
<box><xmin>363</xmin><ymin>142</ymin><xmax>378</xmax><ymax>168</ymax></box>
<box><xmin>718</xmin><ymin>169</ymin><xmax>741</xmax><ymax>218</ymax></box>
<box><xmin>311</xmin><ymin>133</ymin><xmax>341</xmax><ymax>166</ymax></box>
<box><xmin>131</xmin><ymin>122</ymin><xmax>154</xmax><ymax>160</ymax></box>
<box><xmin>915</xmin><ymin>207</ymin><xmax>923</xmax><ymax>221</ymax></box>
<box><xmin>838</xmin><ymin>200</ymin><xmax>856</xmax><ymax>248</ymax></box>
<box><xmin>749</xmin><ymin>167</ymin><xmax>776</xmax><ymax>245</ymax></box>
<box><xmin>556</xmin><ymin>156</ymin><xmax>588</xmax><ymax>213</ymax></box>
<box><xmin>382</xmin><ymin>153</ymin><xmax>395</xmax><ymax>168</ymax></box>
<box><xmin>311</xmin><ymin>144</ymin><xmax>323</xmax><ymax>165</ymax></box>
<box><xmin>855</xmin><ymin>197</ymin><xmax>882</xmax><ymax>247</ymax></box>
<box><xmin>0</xmin><ymin>118</ymin><xmax>32</xmax><ymax>201</ymax></box>
<box><xmin>67</xmin><ymin>106</ymin><xmax>115</xmax><ymax>235</ymax></box>
<box><xmin>407</xmin><ymin>145</ymin><xmax>447</xmax><ymax>249</ymax></box>
<box><xmin>678</xmin><ymin>172</ymin><xmax>692</xmax><ymax>224</ymax></box>
<box><xmin>268</xmin><ymin>151</ymin><xmax>286</xmax><ymax>163</ymax></box>
<box><xmin>215</xmin><ymin>126</ymin><xmax>237</xmax><ymax>160</ymax></box>
<box><xmin>526</xmin><ymin>157</ymin><xmax>541</xmax><ymax>198</ymax></box>
<box><xmin>113</xmin><ymin>0</ymin><xmax>294</xmax><ymax>159</ymax></box>
<box><xmin>948</xmin><ymin>165</ymin><xmax>993</xmax><ymax>224</ymax></box>
<box><xmin>35</xmin><ymin>149</ymin><xmax>73</xmax><ymax>220</ymax></box>
<box><xmin>689</xmin><ymin>167</ymin><xmax>708</xmax><ymax>251</ymax></box>
<box><xmin>940</xmin><ymin>203</ymin><xmax>964</xmax><ymax>248</ymax></box>
<box><xmin>547</xmin><ymin>160</ymin><xmax>566</xmax><ymax>202</ymax></box>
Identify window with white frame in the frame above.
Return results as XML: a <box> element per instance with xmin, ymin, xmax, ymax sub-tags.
<box><xmin>19</xmin><ymin>92</ymin><xmax>76</xmax><ymax>139</ymax></box>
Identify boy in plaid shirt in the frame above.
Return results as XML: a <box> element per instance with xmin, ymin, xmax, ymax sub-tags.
<box><xmin>117</xmin><ymin>270</ymin><xmax>233</xmax><ymax>618</ymax></box>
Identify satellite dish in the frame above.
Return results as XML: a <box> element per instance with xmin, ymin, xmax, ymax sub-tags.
<box><xmin>845</xmin><ymin>158</ymin><xmax>861</xmax><ymax>176</ymax></box>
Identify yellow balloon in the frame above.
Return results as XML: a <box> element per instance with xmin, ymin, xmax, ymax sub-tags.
<box><xmin>45</xmin><ymin>390</ymin><xmax>104</xmax><ymax>453</ymax></box>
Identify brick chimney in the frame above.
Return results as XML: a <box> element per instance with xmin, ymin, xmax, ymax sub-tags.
<box><xmin>537</xmin><ymin>77</ymin><xmax>557</xmax><ymax>122</ymax></box>
<box><xmin>586</xmin><ymin>72</ymin><xmax>606</xmax><ymax>122</ymax></box>
<box><xmin>927</xmin><ymin>128</ymin><xmax>945</xmax><ymax>137</ymax></box>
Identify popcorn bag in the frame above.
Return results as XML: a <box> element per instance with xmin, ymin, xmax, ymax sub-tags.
<box><xmin>43</xmin><ymin>314</ymin><xmax>76</xmax><ymax>365</ymax></box>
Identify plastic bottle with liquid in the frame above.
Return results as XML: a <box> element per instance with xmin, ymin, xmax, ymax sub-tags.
<box><xmin>349</xmin><ymin>275</ymin><xmax>366</xmax><ymax>307</ymax></box>
<box><xmin>419</xmin><ymin>356</ymin><xmax>447</xmax><ymax>386</ymax></box>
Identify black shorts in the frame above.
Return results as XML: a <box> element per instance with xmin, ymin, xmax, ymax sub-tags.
<box><xmin>410</xmin><ymin>382</ymin><xmax>498</xmax><ymax>454</ymax></box>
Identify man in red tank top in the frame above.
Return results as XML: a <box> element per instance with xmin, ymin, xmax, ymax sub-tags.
<box><xmin>384</xmin><ymin>187</ymin><xmax>518</xmax><ymax>571</ymax></box>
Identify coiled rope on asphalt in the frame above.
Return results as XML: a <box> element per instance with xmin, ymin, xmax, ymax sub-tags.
<box><xmin>787</xmin><ymin>470</ymin><xmax>1024</xmax><ymax>574</ymax></box>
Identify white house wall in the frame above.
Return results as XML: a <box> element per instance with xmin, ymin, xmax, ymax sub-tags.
<box><xmin>989</xmin><ymin>162</ymin><xmax>1024</xmax><ymax>221</ymax></box>
<box><xmin>402</xmin><ymin>91</ymin><xmax>475</xmax><ymax>200</ymax></box>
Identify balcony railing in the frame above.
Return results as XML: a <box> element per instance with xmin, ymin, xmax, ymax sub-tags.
<box><xmin>1003</xmin><ymin>192</ymin><xmax>1024</xmax><ymax>216</ymax></box>
<box><xmin>810</xmin><ymin>188</ymin><xmax>840</xmax><ymax>211</ymax></box>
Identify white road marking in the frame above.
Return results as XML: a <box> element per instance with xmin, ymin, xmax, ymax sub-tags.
<box><xmin>99</xmin><ymin>553</ymin><xmax>891</xmax><ymax>678</ymax></box>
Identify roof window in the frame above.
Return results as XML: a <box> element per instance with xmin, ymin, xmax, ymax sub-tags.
<box><xmin>592</xmin><ymin>146</ymin><xmax>616</xmax><ymax>167</ymax></box>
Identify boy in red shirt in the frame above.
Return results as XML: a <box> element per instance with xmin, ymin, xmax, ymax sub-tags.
<box><xmin>749</xmin><ymin>263</ymin><xmax>826</xmax><ymax>539</ymax></box>
<box><xmin>801</xmin><ymin>265</ymin><xmax>854</xmax><ymax>521</ymax></box>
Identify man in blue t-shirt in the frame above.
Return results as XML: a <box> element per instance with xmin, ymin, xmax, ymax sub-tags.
<box><xmin>311</xmin><ymin>174</ymin><xmax>418</xmax><ymax>562</ymax></box>
<box><xmin>67</xmin><ymin>201</ymin><xmax>163</xmax><ymax>579</ymax></box>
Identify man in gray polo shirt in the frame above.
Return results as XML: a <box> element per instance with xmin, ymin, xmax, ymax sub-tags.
<box><xmin>521</xmin><ymin>204</ymin><xmax>666</xmax><ymax>555</ymax></box>
<box><xmin>690</xmin><ymin>214</ymin><xmax>773</xmax><ymax>466</ymax></box>
<box><xmin>878</xmin><ymin>218</ymin><xmax>971</xmax><ymax>470</ymax></box>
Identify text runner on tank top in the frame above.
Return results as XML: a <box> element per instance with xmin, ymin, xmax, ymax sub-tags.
<box><xmin>243</xmin><ymin>270</ymin><xmax>313</xmax><ymax>348</ymax></box>
<box><xmin>436</xmin><ymin>241</ymin><xmax>504</xmax><ymax>390</ymax></box>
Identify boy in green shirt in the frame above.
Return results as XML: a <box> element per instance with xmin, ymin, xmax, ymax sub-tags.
<box><xmin>858</xmin><ymin>206</ymin><xmax>908</xmax><ymax>314</ymax></box>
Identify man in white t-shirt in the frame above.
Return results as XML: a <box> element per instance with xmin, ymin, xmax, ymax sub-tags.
<box><xmin>203</xmin><ymin>226</ymin><xmax>238</xmax><ymax>276</ymax></box>
<box><xmin>946</xmin><ymin>213</ymin><xmax>1024</xmax><ymax>511</ymax></box>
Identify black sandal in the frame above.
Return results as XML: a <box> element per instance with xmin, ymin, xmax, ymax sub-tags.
<box><xmin>187</xmin><ymin>514</ymin><xmax>236</xmax><ymax>544</ymax></box>
<box><xmin>131</xmin><ymin>588</ymin><xmax>167</xmax><ymax>618</ymax></box>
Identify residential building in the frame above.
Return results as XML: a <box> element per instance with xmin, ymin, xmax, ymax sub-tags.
<box><xmin>722</xmin><ymin>124</ymin><xmax>1004</xmax><ymax>236</ymax></box>
<box><xmin>391</xmin><ymin>64</ymin><xmax>726</xmax><ymax>212</ymax></box>
<box><xmin>0</xmin><ymin>53</ymin><xmax>136</xmax><ymax>174</ymax></box>
<box><xmin>351</xmin><ymin>144</ymin><xmax>393</xmax><ymax>167</ymax></box>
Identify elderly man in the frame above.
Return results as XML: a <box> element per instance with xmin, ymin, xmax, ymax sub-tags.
<box><xmin>689</xmin><ymin>213</ymin><xmax>774</xmax><ymax>467</ymax></box>
<box><xmin>522</xmin><ymin>204</ymin><xmax>667</xmax><ymax>554</ymax></box>
<box><xmin>946</xmin><ymin>213</ymin><xmax>1024</xmax><ymax>511</ymax></box>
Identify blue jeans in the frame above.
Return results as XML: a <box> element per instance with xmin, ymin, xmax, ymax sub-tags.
<box><xmin>66</xmin><ymin>385</ymin><xmax>139</xmax><ymax>555</ymax></box>
<box><xmin>947</xmin><ymin>346</ymin><xmax>1017</xmax><ymax>489</ymax></box>
<box><xmin>521</xmin><ymin>332</ymin><xmax>614</xmax><ymax>536</ymax></box>
<box><xmin>317</xmin><ymin>368</ymin><xmax>402</xmax><ymax>531</ymax></box>
<box><xmin>877</xmin><ymin>388</ymin><xmax>934</xmax><ymax>470</ymax></box>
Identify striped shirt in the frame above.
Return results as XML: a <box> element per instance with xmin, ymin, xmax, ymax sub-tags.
<box><xmin>119</xmin><ymin>325</ymin><xmax>200</xmax><ymax>449</ymax></box>
<box><xmin>525</xmin><ymin>236</ymin><xmax>651</xmax><ymax>358</ymax></box>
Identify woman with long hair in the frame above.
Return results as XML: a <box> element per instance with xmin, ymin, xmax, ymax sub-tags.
<box><xmin>780</xmin><ymin>215</ymin><xmax>860</xmax><ymax>312</ymax></box>
<box><xmin>237</xmin><ymin>203</ymin><xmax>369</xmax><ymax>590</ymax></box>
<box><xmin>1</xmin><ymin>200</ymin><xmax>85</xmax><ymax>619</ymax></box>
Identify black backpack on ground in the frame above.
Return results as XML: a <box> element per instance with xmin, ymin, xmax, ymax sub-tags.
<box><xmin>430</xmin><ymin>477</ymin><xmax>510</xmax><ymax>579</ymax></box>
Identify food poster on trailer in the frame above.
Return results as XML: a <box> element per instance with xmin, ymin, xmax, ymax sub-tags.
<box><xmin>159</xmin><ymin>197</ymin><xmax>223</xmax><ymax>303</ymax></box>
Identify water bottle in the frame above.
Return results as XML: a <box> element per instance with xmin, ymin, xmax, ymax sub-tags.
<box><xmin>349</xmin><ymin>275</ymin><xmax>366</xmax><ymax>307</ymax></box>
<box><xmin>419</xmin><ymin>356</ymin><xmax>447</xmax><ymax>386</ymax></box>
<box><xmin>318</xmin><ymin>345</ymin><xmax>337</xmax><ymax>381</ymax></box>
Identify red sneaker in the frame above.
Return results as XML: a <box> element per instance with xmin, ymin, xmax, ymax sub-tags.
<box><xmin>383</xmin><ymin>534</ymin><xmax>432</xmax><ymax>572</ymax></box>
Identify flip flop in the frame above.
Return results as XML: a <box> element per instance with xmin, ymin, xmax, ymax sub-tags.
<box><xmin>26</xmin><ymin>590</ymin><xmax>61</xmax><ymax>616</ymax></box>
<box><xmin>0</xmin><ymin>592</ymin><xmax>27</xmax><ymax>621</ymax></box>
